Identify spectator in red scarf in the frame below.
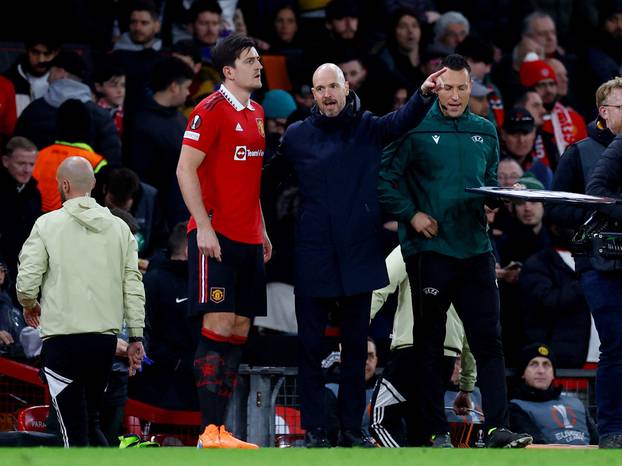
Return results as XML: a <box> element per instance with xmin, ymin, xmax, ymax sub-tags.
<box><xmin>519</xmin><ymin>54</ymin><xmax>587</xmax><ymax>170</ymax></box>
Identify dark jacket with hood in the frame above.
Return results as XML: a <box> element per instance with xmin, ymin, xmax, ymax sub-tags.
<box><xmin>266</xmin><ymin>90</ymin><xmax>433</xmax><ymax>297</ymax></box>
<box><xmin>547</xmin><ymin>120</ymin><xmax>616</xmax><ymax>273</ymax></box>
<box><xmin>14</xmin><ymin>79</ymin><xmax>122</xmax><ymax>165</ymax></box>
<box><xmin>126</xmin><ymin>96</ymin><xmax>189</xmax><ymax>230</ymax></box>
<box><xmin>518</xmin><ymin>248</ymin><xmax>591</xmax><ymax>367</ymax></box>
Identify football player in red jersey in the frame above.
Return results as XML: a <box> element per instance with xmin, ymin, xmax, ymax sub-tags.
<box><xmin>177</xmin><ymin>33</ymin><xmax>271</xmax><ymax>449</ymax></box>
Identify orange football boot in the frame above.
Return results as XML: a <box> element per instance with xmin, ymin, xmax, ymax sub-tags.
<box><xmin>197</xmin><ymin>424</ymin><xmax>221</xmax><ymax>448</ymax></box>
<box><xmin>218</xmin><ymin>425</ymin><xmax>259</xmax><ymax>449</ymax></box>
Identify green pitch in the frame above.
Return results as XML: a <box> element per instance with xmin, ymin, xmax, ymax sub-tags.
<box><xmin>0</xmin><ymin>448</ymin><xmax>621</xmax><ymax>466</ymax></box>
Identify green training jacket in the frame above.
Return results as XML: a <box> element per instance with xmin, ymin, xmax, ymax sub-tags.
<box><xmin>378</xmin><ymin>102</ymin><xmax>499</xmax><ymax>260</ymax></box>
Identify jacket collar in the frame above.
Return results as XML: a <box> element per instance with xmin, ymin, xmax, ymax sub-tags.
<box><xmin>219</xmin><ymin>85</ymin><xmax>255</xmax><ymax>112</ymax></box>
<box><xmin>310</xmin><ymin>91</ymin><xmax>361</xmax><ymax>127</ymax></box>
<box><xmin>430</xmin><ymin>99</ymin><xmax>472</xmax><ymax>122</ymax></box>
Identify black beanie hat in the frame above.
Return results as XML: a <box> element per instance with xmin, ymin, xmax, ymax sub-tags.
<box><xmin>519</xmin><ymin>342</ymin><xmax>556</xmax><ymax>375</ymax></box>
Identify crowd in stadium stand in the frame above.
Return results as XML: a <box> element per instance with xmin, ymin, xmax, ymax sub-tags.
<box><xmin>1</xmin><ymin>0</ymin><xmax>622</xmax><ymax>448</ymax></box>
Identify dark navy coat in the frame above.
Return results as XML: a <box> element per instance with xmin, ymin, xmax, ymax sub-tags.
<box><xmin>267</xmin><ymin>90</ymin><xmax>433</xmax><ymax>297</ymax></box>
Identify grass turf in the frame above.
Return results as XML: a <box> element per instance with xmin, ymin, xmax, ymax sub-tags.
<box><xmin>1</xmin><ymin>448</ymin><xmax>621</xmax><ymax>466</ymax></box>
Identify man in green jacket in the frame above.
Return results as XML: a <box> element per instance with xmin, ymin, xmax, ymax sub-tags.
<box><xmin>17</xmin><ymin>156</ymin><xmax>145</xmax><ymax>447</ymax></box>
<box><xmin>378</xmin><ymin>54</ymin><xmax>532</xmax><ymax>448</ymax></box>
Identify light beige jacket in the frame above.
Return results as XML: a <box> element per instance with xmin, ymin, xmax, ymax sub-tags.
<box><xmin>17</xmin><ymin>196</ymin><xmax>145</xmax><ymax>339</ymax></box>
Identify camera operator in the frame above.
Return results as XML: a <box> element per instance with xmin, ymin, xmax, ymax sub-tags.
<box><xmin>584</xmin><ymin>78</ymin><xmax>622</xmax><ymax>449</ymax></box>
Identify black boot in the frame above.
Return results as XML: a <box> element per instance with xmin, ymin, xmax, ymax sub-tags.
<box><xmin>338</xmin><ymin>430</ymin><xmax>376</xmax><ymax>448</ymax></box>
<box><xmin>304</xmin><ymin>428</ymin><xmax>331</xmax><ymax>448</ymax></box>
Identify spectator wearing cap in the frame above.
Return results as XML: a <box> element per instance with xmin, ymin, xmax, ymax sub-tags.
<box><xmin>469</xmin><ymin>80</ymin><xmax>492</xmax><ymax>119</ymax></box>
<box><xmin>586</xmin><ymin>0</ymin><xmax>622</xmax><ymax>93</ymax></box>
<box><xmin>14</xmin><ymin>50</ymin><xmax>122</xmax><ymax>165</ymax></box>
<box><xmin>3</xmin><ymin>32</ymin><xmax>61</xmax><ymax>116</ymax></box>
<box><xmin>262</xmin><ymin>89</ymin><xmax>297</xmax><ymax>164</ymax></box>
<box><xmin>509</xmin><ymin>343</ymin><xmax>597</xmax><ymax>445</ymax></box>
<box><xmin>519</xmin><ymin>54</ymin><xmax>587</xmax><ymax>169</ymax></box>
<box><xmin>456</xmin><ymin>36</ymin><xmax>504</xmax><ymax>127</ymax></box>
<box><xmin>263</xmin><ymin>89</ymin><xmax>297</xmax><ymax>137</ymax></box>
<box><xmin>500</xmin><ymin>107</ymin><xmax>553</xmax><ymax>189</ymax></box>
<box><xmin>432</xmin><ymin>11</ymin><xmax>469</xmax><ymax>52</ymax></box>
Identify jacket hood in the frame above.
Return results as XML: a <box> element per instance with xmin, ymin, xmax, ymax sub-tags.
<box><xmin>114</xmin><ymin>32</ymin><xmax>163</xmax><ymax>52</ymax></box>
<box><xmin>62</xmin><ymin>196</ymin><xmax>112</xmax><ymax>233</ymax></box>
<box><xmin>310</xmin><ymin>91</ymin><xmax>362</xmax><ymax>128</ymax></box>
<box><xmin>44</xmin><ymin>79</ymin><xmax>92</xmax><ymax>108</ymax></box>
<box><xmin>587</xmin><ymin>119</ymin><xmax>616</xmax><ymax>146</ymax></box>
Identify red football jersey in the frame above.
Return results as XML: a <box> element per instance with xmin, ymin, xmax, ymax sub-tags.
<box><xmin>183</xmin><ymin>85</ymin><xmax>265</xmax><ymax>244</ymax></box>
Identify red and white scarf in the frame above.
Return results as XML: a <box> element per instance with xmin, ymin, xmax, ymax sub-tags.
<box><xmin>550</xmin><ymin>102</ymin><xmax>576</xmax><ymax>155</ymax></box>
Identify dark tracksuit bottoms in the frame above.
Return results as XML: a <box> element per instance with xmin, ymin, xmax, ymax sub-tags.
<box><xmin>42</xmin><ymin>333</ymin><xmax>117</xmax><ymax>447</ymax></box>
<box><xmin>405</xmin><ymin>251</ymin><xmax>508</xmax><ymax>436</ymax></box>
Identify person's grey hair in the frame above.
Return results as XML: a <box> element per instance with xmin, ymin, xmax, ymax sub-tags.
<box><xmin>434</xmin><ymin>11</ymin><xmax>470</xmax><ymax>41</ymax></box>
<box><xmin>521</xmin><ymin>11</ymin><xmax>554</xmax><ymax>37</ymax></box>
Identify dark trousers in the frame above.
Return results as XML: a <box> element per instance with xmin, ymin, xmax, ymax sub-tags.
<box><xmin>581</xmin><ymin>270</ymin><xmax>622</xmax><ymax>437</ymax></box>
<box><xmin>296</xmin><ymin>293</ymin><xmax>371</xmax><ymax>432</ymax></box>
<box><xmin>42</xmin><ymin>333</ymin><xmax>117</xmax><ymax>447</ymax></box>
<box><xmin>405</xmin><ymin>251</ymin><xmax>508</xmax><ymax>435</ymax></box>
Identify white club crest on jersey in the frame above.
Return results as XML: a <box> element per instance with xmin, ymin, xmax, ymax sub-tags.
<box><xmin>471</xmin><ymin>135</ymin><xmax>484</xmax><ymax>143</ymax></box>
<box><xmin>432</xmin><ymin>135</ymin><xmax>440</xmax><ymax>144</ymax></box>
<box><xmin>235</xmin><ymin>123</ymin><xmax>243</xmax><ymax>132</ymax></box>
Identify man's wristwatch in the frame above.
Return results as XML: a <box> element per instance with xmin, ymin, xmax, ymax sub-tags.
<box><xmin>129</xmin><ymin>337</ymin><xmax>144</xmax><ymax>344</ymax></box>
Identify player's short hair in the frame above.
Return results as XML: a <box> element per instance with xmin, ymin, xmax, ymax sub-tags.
<box><xmin>212</xmin><ymin>33</ymin><xmax>257</xmax><ymax>80</ymax></box>
<box><xmin>596</xmin><ymin>77</ymin><xmax>622</xmax><ymax>107</ymax></box>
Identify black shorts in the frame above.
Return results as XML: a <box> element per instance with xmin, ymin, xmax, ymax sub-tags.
<box><xmin>187</xmin><ymin>230</ymin><xmax>267</xmax><ymax>318</ymax></box>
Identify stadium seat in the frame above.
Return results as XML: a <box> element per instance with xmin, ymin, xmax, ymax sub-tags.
<box><xmin>261</xmin><ymin>55</ymin><xmax>292</xmax><ymax>91</ymax></box>
<box><xmin>17</xmin><ymin>405</ymin><xmax>49</xmax><ymax>432</ymax></box>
